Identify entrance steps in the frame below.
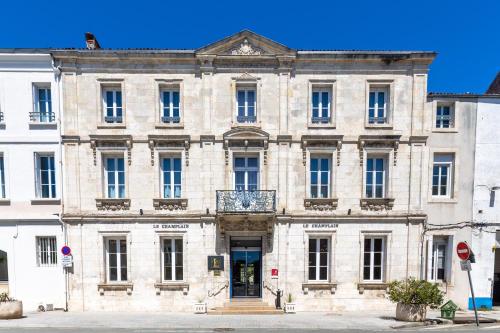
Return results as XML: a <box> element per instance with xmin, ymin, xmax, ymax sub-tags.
<box><xmin>208</xmin><ymin>299</ymin><xmax>283</xmax><ymax>315</ymax></box>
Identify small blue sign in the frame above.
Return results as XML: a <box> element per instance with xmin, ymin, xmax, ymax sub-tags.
<box><xmin>61</xmin><ymin>245</ymin><xmax>71</xmax><ymax>256</ymax></box>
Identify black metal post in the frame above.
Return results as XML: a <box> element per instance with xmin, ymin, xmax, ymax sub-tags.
<box><xmin>276</xmin><ymin>289</ymin><xmax>282</xmax><ymax>309</ymax></box>
<box><xmin>467</xmin><ymin>268</ymin><xmax>479</xmax><ymax>327</ymax></box>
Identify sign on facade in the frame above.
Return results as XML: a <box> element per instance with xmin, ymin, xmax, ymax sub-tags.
<box><xmin>61</xmin><ymin>245</ymin><xmax>71</xmax><ymax>256</ymax></box>
<box><xmin>456</xmin><ymin>242</ymin><xmax>471</xmax><ymax>261</ymax></box>
<box><xmin>271</xmin><ymin>268</ymin><xmax>278</xmax><ymax>279</ymax></box>
<box><xmin>460</xmin><ymin>260</ymin><xmax>472</xmax><ymax>271</ymax></box>
<box><xmin>208</xmin><ymin>256</ymin><xmax>224</xmax><ymax>271</ymax></box>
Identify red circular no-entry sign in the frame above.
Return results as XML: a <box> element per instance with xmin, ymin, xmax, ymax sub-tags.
<box><xmin>456</xmin><ymin>242</ymin><xmax>471</xmax><ymax>261</ymax></box>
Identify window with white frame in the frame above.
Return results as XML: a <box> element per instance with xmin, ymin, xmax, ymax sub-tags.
<box><xmin>35</xmin><ymin>153</ymin><xmax>56</xmax><ymax>199</ymax></box>
<box><xmin>160</xmin><ymin>89</ymin><xmax>180</xmax><ymax>123</ymax></box>
<box><xmin>104</xmin><ymin>157</ymin><xmax>125</xmax><ymax>199</ymax></box>
<box><xmin>363</xmin><ymin>237</ymin><xmax>385</xmax><ymax>282</ymax></box>
<box><xmin>435</xmin><ymin>104</ymin><xmax>454</xmax><ymax>129</ymax></box>
<box><xmin>368</xmin><ymin>87</ymin><xmax>388</xmax><ymax>124</ymax></box>
<box><xmin>432</xmin><ymin>154</ymin><xmax>454</xmax><ymax>198</ymax></box>
<box><xmin>32</xmin><ymin>85</ymin><xmax>54</xmax><ymax>123</ymax></box>
<box><xmin>36</xmin><ymin>236</ymin><xmax>57</xmax><ymax>267</ymax></box>
<box><xmin>311</xmin><ymin>89</ymin><xmax>331</xmax><ymax>123</ymax></box>
<box><xmin>308</xmin><ymin>237</ymin><xmax>329</xmax><ymax>281</ymax></box>
<box><xmin>234</xmin><ymin>156</ymin><xmax>259</xmax><ymax>191</ymax></box>
<box><xmin>161</xmin><ymin>157</ymin><xmax>181</xmax><ymax>198</ymax></box>
<box><xmin>236</xmin><ymin>88</ymin><xmax>256</xmax><ymax>123</ymax></box>
<box><xmin>366</xmin><ymin>157</ymin><xmax>386</xmax><ymax>198</ymax></box>
<box><xmin>162</xmin><ymin>238</ymin><xmax>183</xmax><ymax>281</ymax></box>
<box><xmin>105</xmin><ymin>237</ymin><xmax>127</xmax><ymax>282</ymax></box>
<box><xmin>0</xmin><ymin>155</ymin><xmax>5</xmax><ymax>198</ymax></box>
<box><xmin>103</xmin><ymin>88</ymin><xmax>123</xmax><ymax>123</ymax></box>
<box><xmin>310</xmin><ymin>157</ymin><xmax>330</xmax><ymax>198</ymax></box>
<box><xmin>431</xmin><ymin>238</ymin><xmax>447</xmax><ymax>281</ymax></box>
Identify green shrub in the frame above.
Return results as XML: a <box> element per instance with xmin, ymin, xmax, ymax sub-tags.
<box><xmin>388</xmin><ymin>278</ymin><xmax>444</xmax><ymax>309</ymax></box>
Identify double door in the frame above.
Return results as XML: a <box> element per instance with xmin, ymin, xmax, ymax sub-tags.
<box><xmin>231</xmin><ymin>249</ymin><xmax>261</xmax><ymax>298</ymax></box>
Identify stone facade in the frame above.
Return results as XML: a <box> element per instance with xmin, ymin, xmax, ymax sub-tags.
<box><xmin>54</xmin><ymin>30</ymin><xmax>438</xmax><ymax>312</ymax></box>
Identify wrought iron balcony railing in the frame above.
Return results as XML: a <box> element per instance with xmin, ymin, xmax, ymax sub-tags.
<box><xmin>104</xmin><ymin>116</ymin><xmax>123</xmax><ymax>123</ymax></box>
<box><xmin>161</xmin><ymin>116</ymin><xmax>181</xmax><ymax>123</ymax></box>
<box><xmin>216</xmin><ymin>190</ymin><xmax>276</xmax><ymax>213</ymax></box>
<box><xmin>368</xmin><ymin>116</ymin><xmax>387</xmax><ymax>124</ymax></box>
<box><xmin>311</xmin><ymin>116</ymin><xmax>330</xmax><ymax>124</ymax></box>
<box><xmin>29</xmin><ymin>112</ymin><xmax>55</xmax><ymax>123</ymax></box>
<box><xmin>0</xmin><ymin>112</ymin><xmax>4</xmax><ymax>123</ymax></box>
<box><xmin>236</xmin><ymin>115</ymin><xmax>257</xmax><ymax>123</ymax></box>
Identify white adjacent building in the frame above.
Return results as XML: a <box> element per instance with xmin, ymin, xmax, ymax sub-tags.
<box><xmin>0</xmin><ymin>51</ymin><xmax>66</xmax><ymax>311</ymax></box>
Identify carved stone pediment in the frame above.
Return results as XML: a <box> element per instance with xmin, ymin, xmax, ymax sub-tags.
<box><xmin>148</xmin><ymin>135</ymin><xmax>191</xmax><ymax>166</ymax></box>
<box><xmin>96</xmin><ymin>198</ymin><xmax>131</xmax><ymax>211</ymax></box>
<box><xmin>358</xmin><ymin>135</ymin><xmax>401</xmax><ymax>166</ymax></box>
<box><xmin>360</xmin><ymin>198</ymin><xmax>395</xmax><ymax>211</ymax></box>
<box><xmin>304</xmin><ymin>198</ymin><xmax>338</xmax><ymax>211</ymax></box>
<box><xmin>230</xmin><ymin>39</ymin><xmax>263</xmax><ymax>55</ymax></box>
<box><xmin>153</xmin><ymin>198</ymin><xmax>188</xmax><ymax>211</ymax></box>
<box><xmin>89</xmin><ymin>135</ymin><xmax>133</xmax><ymax>166</ymax></box>
<box><xmin>301</xmin><ymin>135</ymin><xmax>343</xmax><ymax>166</ymax></box>
<box><xmin>223</xmin><ymin>127</ymin><xmax>270</xmax><ymax>165</ymax></box>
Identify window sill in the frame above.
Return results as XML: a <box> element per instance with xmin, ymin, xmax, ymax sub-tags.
<box><xmin>428</xmin><ymin>198</ymin><xmax>457</xmax><ymax>204</ymax></box>
<box><xmin>154</xmin><ymin>282</ymin><xmax>189</xmax><ymax>295</ymax></box>
<box><xmin>304</xmin><ymin>198</ymin><xmax>338</xmax><ymax>211</ymax></box>
<box><xmin>31</xmin><ymin>198</ymin><xmax>61</xmax><ymax>205</ymax></box>
<box><xmin>153</xmin><ymin>198</ymin><xmax>188</xmax><ymax>211</ymax></box>
<box><xmin>302</xmin><ymin>282</ymin><xmax>337</xmax><ymax>294</ymax></box>
<box><xmin>98</xmin><ymin>283</ymin><xmax>133</xmax><ymax>295</ymax></box>
<box><xmin>155</xmin><ymin>123</ymin><xmax>184</xmax><ymax>129</ymax></box>
<box><xmin>360</xmin><ymin>198</ymin><xmax>395</xmax><ymax>211</ymax></box>
<box><xmin>432</xmin><ymin>128</ymin><xmax>458</xmax><ymax>133</ymax></box>
<box><xmin>29</xmin><ymin>122</ymin><xmax>57</xmax><ymax>130</ymax></box>
<box><xmin>364</xmin><ymin>124</ymin><xmax>393</xmax><ymax>130</ymax></box>
<box><xmin>358</xmin><ymin>282</ymin><xmax>388</xmax><ymax>294</ymax></box>
<box><xmin>97</xmin><ymin>124</ymin><xmax>126</xmax><ymax>129</ymax></box>
<box><xmin>96</xmin><ymin>198</ymin><xmax>131</xmax><ymax>211</ymax></box>
<box><xmin>0</xmin><ymin>199</ymin><xmax>10</xmax><ymax>206</ymax></box>
<box><xmin>307</xmin><ymin>123</ymin><xmax>336</xmax><ymax>129</ymax></box>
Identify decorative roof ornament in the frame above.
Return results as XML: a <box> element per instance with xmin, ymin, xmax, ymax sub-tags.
<box><xmin>231</xmin><ymin>39</ymin><xmax>262</xmax><ymax>56</ymax></box>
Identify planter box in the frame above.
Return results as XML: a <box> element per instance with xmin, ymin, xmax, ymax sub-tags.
<box><xmin>395</xmin><ymin>302</ymin><xmax>427</xmax><ymax>322</ymax></box>
<box><xmin>0</xmin><ymin>301</ymin><xmax>22</xmax><ymax>319</ymax></box>
<box><xmin>284</xmin><ymin>302</ymin><xmax>296</xmax><ymax>314</ymax></box>
<box><xmin>194</xmin><ymin>303</ymin><xmax>206</xmax><ymax>314</ymax></box>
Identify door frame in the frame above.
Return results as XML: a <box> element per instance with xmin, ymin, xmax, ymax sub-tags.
<box><xmin>229</xmin><ymin>237</ymin><xmax>263</xmax><ymax>299</ymax></box>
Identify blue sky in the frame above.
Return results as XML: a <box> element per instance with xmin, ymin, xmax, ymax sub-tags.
<box><xmin>1</xmin><ymin>0</ymin><xmax>498</xmax><ymax>93</ymax></box>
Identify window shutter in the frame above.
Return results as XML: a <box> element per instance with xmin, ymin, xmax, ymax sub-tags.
<box><xmin>426</xmin><ymin>237</ymin><xmax>433</xmax><ymax>281</ymax></box>
<box><xmin>34</xmin><ymin>153</ymin><xmax>40</xmax><ymax>198</ymax></box>
<box><xmin>445</xmin><ymin>235</ymin><xmax>454</xmax><ymax>283</ymax></box>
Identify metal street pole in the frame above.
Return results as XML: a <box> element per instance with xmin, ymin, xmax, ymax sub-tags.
<box><xmin>466</xmin><ymin>266</ymin><xmax>479</xmax><ymax>327</ymax></box>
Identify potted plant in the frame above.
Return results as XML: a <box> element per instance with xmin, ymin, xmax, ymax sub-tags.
<box><xmin>194</xmin><ymin>296</ymin><xmax>206</xmax><ymax>314</ymax></box>
<box><xmin>388</xmin><ymin>278</ymin><xmax>444</xmax><ymax>322</ymax></box>
<box><xmin>0</xmin><ymin>293</ymin><xmax>22</xmax><ymax>319</ymax></box>
<box><xmin>284</xmin><ymin>293</ymin><xmax>296</xmax><ymax>313</ymax></box>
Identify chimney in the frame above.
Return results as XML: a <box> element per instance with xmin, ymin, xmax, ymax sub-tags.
<box><xmin>486</xmin><ymin>71</ymin><xmax>500</xmax><ymax>94</ymax></box>
<box><xmin>85</xmin><ymin>32</ymin><xmax>101</xmax><ymax>50</ymax></box>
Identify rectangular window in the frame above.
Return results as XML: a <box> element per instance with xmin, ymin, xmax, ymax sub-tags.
<box><xmin>431</xmin><ymin>239</ymin><xmax>447</xmax><ymax>281</ymax></box>
<box><xmin>436</xmin><ymin>105</ymin><xmax>453</xmax><ymax>128</ymax></box>
<box><xmin>162</xmin><ymin>238</ymin><xmax>183</xmax><ymax>281</ymax></box>
<box><xmin>105</xmin><ymin>157</ymin><xmax>125</xmax><ymax>199</ymax></box>
<box><xmin>311</xmin><ymin>90</ymin><xmax>331</xmax><ymax>123</ymax></box>
<box><xmin>310</xmin><ymin>157</ymin><xmax>330</xmax><ymax>198</ymax></box>
<box><xmin>32</xmin><ymin>86</ymin><xmax>54</xmax><ymax>123</ymax></box>
<box><xmin>37</xmin><ymin>236</ymin><xmax>57</xmax><ymax>267</ymax></box>
<box><xmin>432</xmin><ymin>154</ymin><xmax>454</xmax><ymax>197</ymax></box>
<box><xmin>0</xmin><ymin>155</ymin><xmax>5</xmax><ymax>198</ymax></box>
<box><xmin>106</xmin><ymin>238</ymin><xmax>127</xmax><ymax>282</ymax></box>
<box><xmin>308</xmin><ymin>238</ymin><xmax>329</xmax><ymax>281</ymax></box>
<box><xmin>366</xmin><ymin>157</ymin><xmax>386</xmax><ymax>198</ymax></box>
<box><xmin>103</xmin><ymin>89</ymin><xmax>123</xmax><ymax>123</ymax></box>
<box><xmin>236</xmin><ymin>88</ymin><xmax>256</xmax><ymax>123</ymax></box>
<box><xmin>234</xmin><ymin>157</ymin><xmax>259</xmax><ymax>191</ymax></box>
<box><xmin>368</xmin><ymin>88</ymin><xmax>387</xmax><ymax>124</ymax></box>
<box><xmin>161</xmin><ymin>157</ymin><xmax>181</xmax><ymax>198</ymax></box>
<box><xmin>363</xmin><ymin>237</ymin><xmax>384</xmax><ymax>282</ymax></box>
<box><xmin>35</xmin><ymin>154</ymin><xmax>56</xmax><ymax>199</ymax></box>
<box><xmin>161</xmin><ymin>90</ymin><xmax>180</xmax><ymax>123</ymax></box>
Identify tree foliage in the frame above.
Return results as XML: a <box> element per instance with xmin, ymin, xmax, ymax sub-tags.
<box><xmin>388</xmin><ymin>278</ymin><xmax>444</xmax><ymax>309</ymax></box>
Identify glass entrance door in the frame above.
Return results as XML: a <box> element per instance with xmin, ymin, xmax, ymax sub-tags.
<box><xmin>231</xmin><ymin>250</ymin><xmax>261</xmax><ymax>298</ymax></box>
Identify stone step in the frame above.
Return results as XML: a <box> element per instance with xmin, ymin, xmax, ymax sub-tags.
<box><xmin>208</xmin><ymin>308</ymin><xmax>283</xmax><ymax>315</ymax></box>
<box><xmin>208</xmin><ymin>299</ymin><xmax>282</xmax><ymax>315</ymax></box>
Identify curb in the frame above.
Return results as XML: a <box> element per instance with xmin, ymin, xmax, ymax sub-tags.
<box><xmin>391</xmin><ymin>318</ymin><xmax>451</xmax><ymax>329</ymax></box>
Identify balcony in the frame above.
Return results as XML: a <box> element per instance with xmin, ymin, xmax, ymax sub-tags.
<box><xmin>236</xmin><ymin>115</ymin><xmax>256</xmax><ymax>123</ymax></box>
<box><xmin>161</xmin><ymin>116</ymin><xmax>181</xmax><ymax>123</ymax></box>
<box><xmin>29</xmin><ymin>112</ymin><xmax>55</xmax><ymax>123</ymax></box>
<box><xmin>0</xmin><ymin>112</ymin><xmax>4</xmax><ymax>123</ymax></box>
<box><xmin>104</xmin><ymin>116</ymin><xmax>123</xmax><ymax>123</ymax></box>
<box><xmin>311</xmin><ymin>116</ymin><xmax>330</xmax><ymax>124</ymax></box>
<box><xmin>216</xmin><ymin>190</ymin><xmax>276</xmax><ymax>214</ymax></box>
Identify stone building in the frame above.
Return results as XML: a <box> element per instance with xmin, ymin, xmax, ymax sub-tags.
<box><xmin>0</xmin><ymin>51</ymin><xmax>66</xmax><ymax>311</ymax></box>
<box><xmin>54</xmin><ymin>30</ymin><xmax>438</xmax><ymax>312</ymax></box>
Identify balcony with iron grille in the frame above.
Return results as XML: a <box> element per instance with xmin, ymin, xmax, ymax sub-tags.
<box><xmin>216</xmin><ymin>190</ymin><xmax>276</xmax><ymax>214</ymax></box>
<box><xmin>29</xmin><ymin>112</ymin><xmax>55</xmax><ymax>123</ymax></box>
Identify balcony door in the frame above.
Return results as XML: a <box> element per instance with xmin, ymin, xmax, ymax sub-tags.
<box><xmin>234</xmin><ymin>157</ymin><xmax>259</xmax><ymax>191</ymax></box>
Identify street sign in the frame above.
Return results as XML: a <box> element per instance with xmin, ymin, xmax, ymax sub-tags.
<box><xmin>456</xmin><ymin>242</ymin><xmax>471</xmax><ymax>261</ymax></box>
<box><xmin>460</xmin><ymin>260</ymin><xmax>472</xmax><ymax>271</ymax></box>
<box><xmin>61</xmin><ymin>255</ymin><xmax>73</xmax><ymax>268</ymax></box>
<box><xmin>61</xmin><ymin>245</ymin><xmax>71</xmax><ymax>256</ymax></box>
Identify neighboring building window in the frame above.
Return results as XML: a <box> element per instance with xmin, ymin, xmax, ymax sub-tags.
<box><xmin>363</xmin><ymin>237</ymin><xmax>384</xmax><ymax>282</ymax></box>
<box><xmin>162</xmin><ymin>238</ymin><xmax>183</xmax><ymax>281</ymax></box>
<box><xmin>106</xmin><ymin>238</ymin><xmax>127</xmax><ymax>282</ymax></box>
<box><xmin>368</xmin><ymin>88</ymin><xmax>387</xmax><ymax>124</ymax></box>
<box><xmin>432</xmin><ymin>154</ymin><xmax>454</xmax><ymax>197</ymax></box>
<box><xmin>234</xmin><ymin>157</ymin><xmax>259</xmax><ymax>191</ymax></box>
<box><xmin>36</xmin><ymin>236</ymin><xmax>57</xmax><ymax>267</ymax></box>
<box><xmin>436</xmin><ymin>105</ymin><xmax>453</xmax><ymax>129</ymax></box>
<box><xmin>0</xmin><ymin>155</ymin><xmax>5</xmax><ymax>198</ymax></box>
<box><xmin>311</xmin><ymin>89</ymin><xmax>330</xmax><ymax>123</ymax></box>
<box><xmin>0</xmin><ymin>250</ymin><xmax>7</xmax><ymax>282</ymax></box>
<box><xmin>308</xmin><ymin>238</ymin><xmax>329</xmax><ymax>281</ymax></box>
<box><xmin>236</xmin><ymin>88</ymin><xmax>256</xmax><ymax>123</ymax></box>
<box><xmin>310</xmin><ymin>157</ymin><xmax>330</xmax><ymax>198</ymax></box>
<box><xmin>431</xmin><ymin>239</ymin><xmax>447</xmax><ymax>281</ymax></box>
<box><xmin>366</xmin><ymin>157</ymin><xmax>386</xmax><ymax>198</ymax></box>
<box><xmin>161</xmin><ymin>90</ymin><xmax>180</xmax><ymax>123</ymax></box>
<box><xmin>103</xmin><ymin>89</ymin><xmax>123</xmax><ymax>123</ymax></box>
<box><xmin>161</xmin><ymin>157</ymin><xmax>181</xmax><ymax>198</ymax></box>
<box><xmin>104</xmin><ymin>157</ymin><xmax>125</xmax><ymax>198</ymax></box>
<box><xmin>32</xmin><ymin>86</ymin><xmax>54</xmax><ymax>123</ymax></box>
<box><xmin>35</xmin><ymin>154</ymin><xmax>56</xmax><ymax>199</ymax></box>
